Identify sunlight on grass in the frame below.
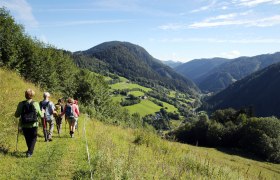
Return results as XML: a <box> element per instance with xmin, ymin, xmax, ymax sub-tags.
<box><xmin>110</xmin><ymin>82</ymin><xmax>152</xmax><ymax>92</ymax></box>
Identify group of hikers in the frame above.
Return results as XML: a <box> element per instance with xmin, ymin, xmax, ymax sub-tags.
<box><xmin>15</xmin><ymin>89</ymin><xmax>80</xmax><ymax>157</ymax></box>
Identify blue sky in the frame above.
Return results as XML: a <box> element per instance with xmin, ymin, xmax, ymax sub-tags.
<box><xmin>1</xmin><ymin>0</ymin><xmax>280</xmax><ymax>62</ymax></box>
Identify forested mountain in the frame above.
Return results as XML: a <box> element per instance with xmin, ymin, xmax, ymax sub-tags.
<box><xmin>204</xmin><ymin>62</ymin><xmax>280</xmax><ymax>117</ymax></box>
<box><xmin>175</xmin><ymin>58</ymin><xmax>229</xmax><ymax>83</ymax></box>
<box><xmin>74</xmin><ymin>41</ymin><xmax>199</xmax><ymax>95</ymax></box>
<box><xmin>196</xmin><ymin>52</ymin><xmax>280</xmax><ymax>93</ymax></box>
<box><xmin>161</xmin><ymin>60</ymin><xmax>183</xmax><ymax>68</ymax></box>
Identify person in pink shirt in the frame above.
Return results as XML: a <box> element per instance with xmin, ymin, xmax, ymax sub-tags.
<box><xmin>74</xmin><ymin>100</ymin><xmax>79</xmax><ymax>130</ymax></box>
<box><xmin>60</xmin><ymin>98</ymin><xmax>79</xmax><ymax>138</ymax></box>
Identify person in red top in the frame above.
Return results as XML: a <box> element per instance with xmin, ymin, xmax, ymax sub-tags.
<box><xmin>60</xmin><ymin>98</ymin><xmax>79</xmax><ymax>138</ymax></box>
<box><xmin>74</xmin><ymin>100</ymin><xmax>79</xmax><ymax>130</ymax></box>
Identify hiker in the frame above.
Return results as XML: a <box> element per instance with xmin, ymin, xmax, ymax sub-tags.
<box><xmin>60</xmin><ymin>98</ymin><xmax>79</xmax><ymax>138</ymax></box>
<box><xmin>15</xmin><ymin>89</ymin><xmax>43</xmax><ymax>157</ymax></box>
<box><xmin>40</xmin><ymin>92</ymin><xmax>56</xmax><ymax>141</ymax></box>
<box><xmin>54</xmin><ymin>98</ymin><xmax>64</xmax><ymax>135</ymax></box>
<box><xmin>74</xmin><ymin>100</ymin><xmax>79</xmax><ymax>131</ymax></box>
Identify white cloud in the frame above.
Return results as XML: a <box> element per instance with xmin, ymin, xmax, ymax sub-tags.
<box><xmin>190</xmin><ymin>0</ymin><xmax>217</xmax><ymax>13</ymax></box>
<box><xmin>0</xmin><ymin>0</ymin><xmax>38</xmax><ymax>27</ymax></box>
<box><xmin>153</xmin><ymin>37</ymin><xmax>280</xmax><ymax>44</ymax></box>
<box><xmin>221</xmin><ymin>50</ymin><xmax>241</xmax><ymax>58</ymax></box>
<box><xmin>237</xmin><ymin>0</ymin><xmax>280</xmax><ymax>7</ymax></box>
<box><xmin>158</xmin><ymin>23</ymin><xmax>188</xmax><ymax>30</ymax></box>
<box><xmin>189</xmin><ymin>13</ymin><xmax>280</xmax><ymax>28</ymax></box>
<box><xmin>159</xmin><ymin>11</ymin><xmax>269</xmax><ymax>30</ymax></box>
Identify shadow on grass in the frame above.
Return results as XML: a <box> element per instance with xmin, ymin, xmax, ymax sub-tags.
<box><xmin>0</xmin><ymin>146</ymin><xmax>26</xmax><ymax>158</ymax></box>
<box><xmin>72</xmin><ymin>170</ymin><xmax>92</xmax><ymax>180</ymax></box>
<box><xmin>215</xmin><ymin>147</ymin><xmax>266</xmax><ymax>163</ymax></box>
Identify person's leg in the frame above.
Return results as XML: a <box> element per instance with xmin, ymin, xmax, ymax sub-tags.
<box><xmin>22</xmin><ymin>128</ymin><xmax>37</xmax><ymax>157</ymax></box>
<box><xmin>68</xmin><ymin>119</ymin><xmax>72</xmax><ymax>137</ymax></box>
<box><xmin>48</xmin><ymin>120</ymin><xmax>54</xmax><ymax>140</ymax></box>
<box><xmin>71</xmin><ymin>120</ymin><xmax>76</xmax><ymax>133</ymax></box>
<box><xmin>71</xmin><ymin>119</ymin><xmax>76</xmax><ymax>137</ymax></box>
<box><xmin>22</xmin><ymin>128</ymin><xmax>29</xmax><ymax>152</ymax></box>
<box><xmin>42</xmin><ymin>118</ymin><xmax>48</xmax><ymax>141</ymax></box>
<box><xmin>55</xmin><ymin>117</ymin><xmax>61</xmax><ymax>134</ymax></box>
<box><xmin>28</xmin><ymin>127</ymin><xmax>38</xmax><ymax>155</ymax></box>
<box><xmin>58</xmin><ymin>117</ymin><xmax>62</xmax><ymax>134</ymax></box>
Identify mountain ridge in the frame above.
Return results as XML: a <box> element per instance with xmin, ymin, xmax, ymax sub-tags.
<box><xmin>175</xmin><ymin>52</ymin><xmax>280</xmax><ymax>93</ymax></box>
<box><xmin>204</xmin><ymin>62</ymin><xmax>280</xmax><ymax>117</ymax></box>
<box><xmin>74</xmin><ymin>41</ymin><xmax>199</xmax><ymax>95</ymax></box>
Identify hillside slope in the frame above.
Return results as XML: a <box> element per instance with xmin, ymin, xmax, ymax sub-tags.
<box><xmin>205</xmin><ymin>62</ymin><xmax>280</xmax><ymax>117</ymax></box>
<box><xmin>161</xmin><ymin>60</ymin><xmax>183</xmax><ymax>68</ymax></box>
<box><xmin>197</xmin><ymin>52</ymin><xmax>280</xmax><ymax>92</ymax></box>
<box><xmin>1</xmin><ymin>68</ymin><xmax>280</xmax><ymax>179</ymax></box>
<box><xmin>175</xmin><ymin>58</ymin><xmax>229</xmax><ymax>83</ymax></box>
<box><xmin>74</xmin><ymin>41</ymin><xmax>198</xmax><ymax>95</ymax></box>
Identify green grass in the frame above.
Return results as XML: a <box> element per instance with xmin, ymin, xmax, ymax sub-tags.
<box><xmin>104</xmin><ymin>76</ymin><xmax>112</xmax><ymax>81</ymax></box>
<box><xmin>110</xmin><ymin>82</ymin><xmax>152</xmax><ymax>92</ymax></box>
<box><xmin>128</xmin><ymin>91</ymin><xmax>145</xmax><ymax>97</ymax></box>
<box><xmin>161</xmin><ymin>101</ymin><xmax>178</xmax><ymax>112</ymax></box>
<box><xmin>126</xmin><ymin>100</ymin><xmax>162</xmax><ymax>117</ymax></box>
<box><xmin>119</xmin><ymin>76</ymin><xmax>128</xmax><ymax>82</ymax></box>
<box><xmin>1</xmin><ymin>68</ymin><xmax>280</xmax><ymax>179</ymax></box>
<box><xmin>169</xmin><ymin>90</ymin><xmax>177</xmax><ymax>98</ymax></box>
<box><xmin>111</xmin><ymin>95</ymin><xmax>124</xmax><ymax>103</ymax></box>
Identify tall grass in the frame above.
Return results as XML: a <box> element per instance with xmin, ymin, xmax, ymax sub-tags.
<box><xmin>1</xmin><ymin>68</ymin><xmax>280</xmax><ymax>179</ymax></box>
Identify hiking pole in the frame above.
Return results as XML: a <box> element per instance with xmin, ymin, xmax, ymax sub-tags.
<box><xmin>43</xmin><ymin>115</ymin><xmax>48</xmax><ymax>142</ymax></box>
<box><xmin>16</xmin><ymin>123</ymin><xmax>20</xmax><ymax>151</ymax></box>
<box><xmin>65</xmin><ymin>117</ymin><xmax>67</xmax><ymax>135</ymax></box>
<box><xmin>77</xmin><ymin>120</ymin><xmax>79</xmax><ymax>135</ymax></box>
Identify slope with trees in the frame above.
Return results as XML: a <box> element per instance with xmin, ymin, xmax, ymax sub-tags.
<box><xmin>197</xmin><ymin>53</ymin><xmax>280</xmax><ymax>92</ymax></box>
<box><xmin>175</xmin><ymin>58</ymin><xmax>229</xmax><ymax>83</ymax></box>
<box><xmin>161</xmin><ymin>60</ymin><xmax>183</xmax><ymax>68</ymax></box>
<box><xmin>175</xmin><ymin>53</ymin><xmax>280</xmax><ymax>93</ymax></box>
<box><xmin>73</xmin><ymin>41</ymin><xmax>199</xmax><ymax>96</ymax></box>
<box><xmin>204</xmin><ymin>62</ymin><xmax>280</xmax><ymax>117</ymax></box>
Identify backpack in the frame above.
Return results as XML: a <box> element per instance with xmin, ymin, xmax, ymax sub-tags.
<box><xmin>21</xmin><ymin>101</ymin><xmax>37</xmax><ymax>124</ymax></box>
<box><xmin>65</xmin><ymin>104</ymin><xmax>74</xmax><ymax>119</ymax></box>
<box><xmin>40</xmin><ymin>101</ymin><xmax>49</xmax><ymax>111</ymax></box>
<box><xmin>54</xmin><ymin>104</ymin><xmax>62</xmax><ymax>117</ymax></box>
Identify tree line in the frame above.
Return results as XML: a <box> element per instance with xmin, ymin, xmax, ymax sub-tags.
<box><xmin>168</xmin><ymin>108</ymin><xmax>280</xmax><ymax>163</ymax></box>
<box><xmin>0</xmin><ymin>7</ymin><xmax>143</xmax><ymax>128</ymax></box>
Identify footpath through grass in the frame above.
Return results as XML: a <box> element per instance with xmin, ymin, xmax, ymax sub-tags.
<box><xmin>0</xmin><ymin>116</ymin><xmax>90</xmax><ymax>179</ymax></box>
<box><xmin>1</xmin><ymin>68</ymin><xmax>280</xmax><ymax>179</ymax></box>
<box><xmin>2</xmin><ymin>115</ymin><xmax>280</xmax><ymax>179</ymax></box>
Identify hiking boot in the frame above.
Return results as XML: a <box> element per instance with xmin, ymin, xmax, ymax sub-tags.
<box><xmin>26</xmin><ymin>152</ymin><xmax>32</xmax><ymax>158</ymax></box>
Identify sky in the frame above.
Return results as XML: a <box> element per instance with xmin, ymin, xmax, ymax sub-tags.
<box><xmin>1</xmin><ymin>0</ymin><xmax>280</xmax><ymax>62</ymax></box>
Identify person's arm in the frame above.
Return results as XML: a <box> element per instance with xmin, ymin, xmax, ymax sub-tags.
<box><xmin>15</xmin><ymin>102</ymin><xmax>23</xmax><ymax>118</ymax></box>
<box><xmin>33</xmin><ymin>102</ymin><xmax>44</xmax><ymax>119</ymax></box>
<box><xmin>50</xmin><ymin>102</ymin><xmax>57</xmax><ymax>115</ymax></box>
<box><xmin>75</xmin><ymin>105</ymin><xmax>80</xmax><ymax>117</ymax></box>
<box><xmin>60</xmin><ymin>105</ymin><xmax>66</xmax><ymax>117</ymax></box>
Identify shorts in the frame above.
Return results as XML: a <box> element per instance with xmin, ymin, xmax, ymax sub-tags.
<box><xmin>67</xmin><ymin>118</ymin><xmax>76</xmax><ymax>124</ymax></box>
<box><xmin>55</xmin><ymin>116</ymin><xmax>62</xmax><ymax>125</ymax></box>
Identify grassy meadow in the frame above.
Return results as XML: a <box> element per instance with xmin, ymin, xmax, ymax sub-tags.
<box><xmin>1</xmin><ymin>68</ymin><xmax>280</xmax><ymax>179</ymax></box>
<box><xmin>110</xmin><ymin>82</ymin><xmax>152</xmax><ymax>92</ymax></box>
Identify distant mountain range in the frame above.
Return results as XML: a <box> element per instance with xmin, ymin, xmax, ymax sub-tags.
<box><xmin>161</xmin><ymin>60</ymin><xmax>183</xmax><ymax>68</ymax></box>
<box><xmin>175</xmin><ymin>58</ymin><xmax>229</xmax><ymax>83</ymax></box>
<box><xmin>204</xmin><ymin>62</ymin><xmax>280</xmax><ymax>117</ymax></box>
<box><xmin>74</xmin><ymin>41</ymin><xmax>199</xmax><ymax>95</ymax></box>
<box><xmin>175</xmin><ymin>52</ymin><xmax>280</xmax><ymax>93</ymax></box>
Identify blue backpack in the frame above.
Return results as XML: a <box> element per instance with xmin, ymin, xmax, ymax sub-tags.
<box><xmin>65</xmin><ymin>104</ymin><xmax>74</xmax><ymax>119</ymax></box>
